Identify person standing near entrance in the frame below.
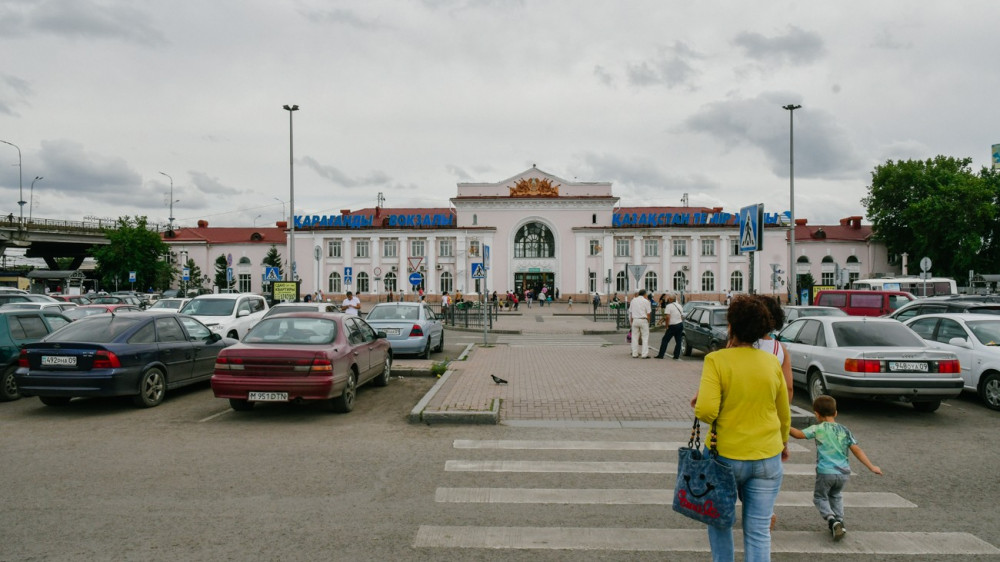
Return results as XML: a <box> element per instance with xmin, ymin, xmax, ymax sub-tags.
<box><xmin>629</xmin><ymin>289</ymin><xmax>652</xmax><ymax>359</ymax></box>
<box><xmin>342</xmin><ymin>291</ymin><xmax>361</xmax><ymax>316</ymax></box>
<box><xmin>655</xmin><ymin>293</ymin><xmax>685</xmax><ymax>360</ymax></box>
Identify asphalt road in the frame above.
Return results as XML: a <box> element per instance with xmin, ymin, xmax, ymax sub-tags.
<box><xmin>1</xmin><ymin>361</ymin><xmax>998</xmax><ymax>561</ymax></box>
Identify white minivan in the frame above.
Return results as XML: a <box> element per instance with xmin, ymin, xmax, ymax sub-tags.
<box><xmin>179</xmin><ymin>293</ymin><xmax>268</xmax><ymax>340</ymax></box>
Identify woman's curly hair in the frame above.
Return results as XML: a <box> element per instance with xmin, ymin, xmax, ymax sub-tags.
<box><xmin>727</xmin><ymin>294</ymin><xmax>773</xmax><ymax>345</ymax></box>
<box><xmin>756</xmin><ymin>295</ymin><xmax>784</xmax><ymax>331</ymax></box>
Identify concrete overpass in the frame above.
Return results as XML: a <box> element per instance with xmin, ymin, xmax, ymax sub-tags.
<box><xmin>0</xmin><ymin>217</ymin><xmax>112</xmax><ymax>269</ymax></box>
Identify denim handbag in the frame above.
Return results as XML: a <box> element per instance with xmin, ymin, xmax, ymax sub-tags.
<box><xmin>672</xmin><ymin>417</ymin><xmax>737</xmax><ymax>528</ymax></box>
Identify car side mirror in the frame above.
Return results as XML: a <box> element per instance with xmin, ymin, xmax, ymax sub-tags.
<box><xmin>947</xmin><ymin>337</ymin><xmax>973</xmax><ymax>349</ymax></box>
<box><xmin>208</xmin><ymin>332</ymin><xmax>222</xmax><ymax>343</ymax></box>
<box><xmin>237</xmin><ymin>309</ymin><xmax>249</xmax><ymax>318</ymax></box>
<box><xmin>375</xmin><ymin>330</ymin><xmax>387</xmax><ymax>339</ymax></box>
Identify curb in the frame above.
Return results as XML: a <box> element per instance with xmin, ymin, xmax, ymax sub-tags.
<box><xmin>408</xmin><ymin>343</ymin><xmax>499</xmax><ymax>425</ymax></box>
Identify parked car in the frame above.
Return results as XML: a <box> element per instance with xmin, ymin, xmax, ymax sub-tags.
<box><xmin>903</xmin><ymin>313</ymin><xmax>1000</xmax><ymax>411</ymax></box>
<box><xmin>211</xmin><ymin>312</ymin><xmax>391</xmax><ymax>412</ymax></box>
<box><xmin>813</xmin><ymin>289</ymin><xmax>915</xmax><ymax>317</ymax></box>
<box><xmin>888</xmin><ymin>299</ymin><xmax>1000</xmax><ymax>322</ymax></box>
<box><xmin>63</xmin><ymin>304</ymin><xmax>142</xmax><ymax>321</ymax></box>
<box><xmin>179</xmin><ymin>293</ymin><xmax>269</xmax><ymax>340</ymax></box>
<box><xmin>146</xmin><ymin>298</ymin><xmax>192</xmax><ymax>313</ymax></box>
<box><xmin>364</xmin><ymin>302</ymin><xmax>444</xmax><ymax>358</ymax></box>
<box><xmin>776</xmin><ymin>316</ymin><xmax>963</xmax><ymax>412</ymax></box>
<box><xmin>0</xmin><ymin>301</ymin><xmax>78</xmax><ymax>313</ymax></box>
<box><xmin>0</xmin><ymin>310</ymin><xmax>72</xmax><ymax>401</ymax></box>
<box><xmin>682</xmin><ymin>305</ymin><xmax>728</xmax><ymax>356</ymax></box>
<box><xmin>262</xmin><ymin>302</ymin><xmax>341</xmax><ymax>319</ymax></box>
<box><xmin>51</xmin><ymin>294</ymin><xmax>93</xmax><ymax>305</ymax></box>
<box><xmin>781</xmin><ymin>305</ymin><xmax>848</xmax><ymax>326</ymax></box>
<box><xmin>0</xmin><ymin>294</ymin><xmax>59</xmax><ymax>306</ymax></box>
<box><xmin>15</xmin><ymin>312</ymin><xmax>233</xmax><ymax>408</ymax></box>
<box><xmin>682</xmin><ymin>300</ymin><xmax>724</xmax><ymax>317</ymax></box>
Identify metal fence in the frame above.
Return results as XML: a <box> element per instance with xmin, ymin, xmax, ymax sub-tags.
<box><xmin>441</xmin><ymin>301</ymin><xmax>497</xmax><ymax>329</ymax></box>
<box><xmin>592</xmin><ymin>303</ymin><xmax>658</xmax><ymax>329</ymax></box>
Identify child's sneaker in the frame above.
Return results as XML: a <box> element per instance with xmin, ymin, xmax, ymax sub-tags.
<box><xmin>831</xmin><ymin>519</ymin><xmax>846</xmax><ymax>541</ymax></box>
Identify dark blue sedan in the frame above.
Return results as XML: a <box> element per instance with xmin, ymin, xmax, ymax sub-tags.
<box><xmin>15</xmin><ymin>312</ymin><xmax>233</xmax><ymax>408</ymax></box>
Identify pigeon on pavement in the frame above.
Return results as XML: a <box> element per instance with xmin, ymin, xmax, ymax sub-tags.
<box><xmin>491</xmin><ymin>374</ymin><xmax>508</xmax><ymax>385</ymax></box>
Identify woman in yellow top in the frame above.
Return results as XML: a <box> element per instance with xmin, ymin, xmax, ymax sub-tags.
<box><xmin>694</xmin><ymin>294</ymin><xmax>791</xmax><ymax>562</ymax></box>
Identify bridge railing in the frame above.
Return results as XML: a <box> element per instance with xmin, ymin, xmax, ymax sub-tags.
<box><xmin>2</xmin><ymin>216</ymin><xmax>168</xmax><ymax>234</ymax></box>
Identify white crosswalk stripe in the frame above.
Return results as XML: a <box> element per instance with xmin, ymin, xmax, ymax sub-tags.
<box><xmin>496</xmin><ymin>334</ymin><xmax>608</xmax><ymax>346</ymax></box>
<box><xmin>415</xmin><ymin>438</ymin><xmax>1000</xmax><ymax>556</ymax></box>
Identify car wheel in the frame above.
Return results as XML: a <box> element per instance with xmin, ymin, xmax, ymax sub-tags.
<box><xmin>979</xmin><ymin>372</ymin><xmax>1000</xmax><ymax>411</ymax></box>
<box><xmin>229</xmin><ymin>398</ymin><xmax>254</xmax><ymax>411</ymax></box>
<box><xmin>39</xmin><ymin>396</ymin><xmax>71</xmax><ymax>407</ymax></box>
<box><xmin>708</xmin><ymin>340</ymin><xmax>720</xmax><ymax>354</ymax></box>
<box><xmin>683</xmin><ymin>335</ymin><xmax>692</xmax><ymax>357</ymax></box>
<box><xmin>421</xmin><ymin>339</ymin><xmax>432</xmax><ymax>359</ymax></box>
<box><xmin>328</xmin><ymin>370</ymin><xmax>357</xmax><ymax>413</ymax></box>
<box><xmin>132</xmin><ymin>368</ymin><xmax>166</xmax><ymax>408</ymax></box>
<box><xmin>434</xmin><ymin>331</ymin><xmax>444</xmax><ymax>353</ymax></box>
<box><xmin>912</xmin><ymin>400</ymin><xmax>941</xmax><ymax>413</ymax></box>
<box><xmin>0</xmin><ymin>365</ymin><xmax>20</xmax><ymax>401</ymax></box>
<box><xmin>808</xmin><ymin>371</ymin><xmax>828</xmax><ymax>403</ymax></box>
<box><xmin>373</xmin><ymin>355</ymin><xmax>392</xmax><ymax>387</ymax></box>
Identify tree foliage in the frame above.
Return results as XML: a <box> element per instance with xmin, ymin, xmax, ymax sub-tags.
<box><xmin>91</xmin><ymin>216</ymin><xmax>171</xmax><ymax>291</ymax></box>
<box><xmin>862</xmin><ymin>156</ymin><xmax>997</xmax><ymax>279</ymax></box>
<box><xmin>262</xmin><ymin>245</ymin><xmax>284</xmax><ymax>277</ymax></box>
<box><xmin>184</xmin><ymin>258</ymin><xmax>203</xmax><ymax>292</ymax></box>
<box><xmin>214</xmin><ymin>254</ymin><xmax>229</xmax><ymax>289</ymax></box>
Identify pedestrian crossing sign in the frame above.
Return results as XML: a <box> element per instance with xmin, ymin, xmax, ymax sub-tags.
<box><xmin>264</xmin><ymin>267</ymin><xmax>280</xmax><ymax>282</ymax></box>
<box><xmin>471</xmin><ymin>262</ymin><xmax>486</xmax><ymax>279</ymax></box>
<box><xmin>739</xmin><ymin>203</ymin><xmax>763</xmax><ymax>253</ymax></box>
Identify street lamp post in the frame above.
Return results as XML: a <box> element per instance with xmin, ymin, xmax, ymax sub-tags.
<box><xmin>282</xmin><ymin>104</ymin><xmax>299</xmax><ymax>282</ymax></box>
<box><xmin>252</xmin><ymin>214</ymin><xmax>262</xmax><ymax>227</ymax></box>
<box><xmin>273</xmin><ymin>197</ymin><xmax>286</xmax><ymax>222</ymax></box>
<box><xmin>30</xmin><ymin>176</ymin><xmax>42</xmax><ymax>223</ymax></box>
<box><xmin>783</xmin><ymin>104</ymin><xmax>802</xmax><ymax>304</ymax></box>
<box><xmin>159</xmin><ymin>171</ymin><xmax>177</xmax><ymax>231</ymax></box>
<box><xmin>0</xmin><ymin>140</ymin><xmax>23</xmax><ymax>225</ymax></box>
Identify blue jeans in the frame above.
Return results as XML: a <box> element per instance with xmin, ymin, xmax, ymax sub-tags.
<box><xmin>707</xmin><ymin>453</ymin><xmax>783</xmax><ymax>562</ymax></box>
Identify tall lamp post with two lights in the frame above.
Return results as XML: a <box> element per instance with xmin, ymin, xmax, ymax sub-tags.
<box><xmin>282</xmin><ymin>104</ymin><xmax>299</xmax><ymax>282</ymax></box>
<box><xmin>782</xmin><ymin>103</ymin><xmax>802</xmax><ymax>304</ymax></box>
<box><xmin>30</xmin><ymin>176</ymin><xmax>42</xmax><ymax>223</ymax></box>
<box><xmin>159</xmin><ymin>171</ymin><xmax>178</xmax><ymax>231</ymax></box>
<box><xmin>0</xmin><ymin>140</ymin><xmax>23</xmax><ymax>225</ymax></box>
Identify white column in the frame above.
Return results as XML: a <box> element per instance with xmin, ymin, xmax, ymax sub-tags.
<box><xmin>342</xmin><ymin>236</ymin><xmax>353</xmax><ymax>296</ymax></box>
<box><xmin>690</xmin><ymin>235</ymin><xmax>701</xmax><ymax>294</ymax></box>
<box><xmin>719</xmin><ymin>234</ymin><xmax>730</xmax><ymax>292</ymax></box>
<box><xmin>426</xmin><ymin>234</ymin><xmax>437</xmax><ymax>294</ymax></box>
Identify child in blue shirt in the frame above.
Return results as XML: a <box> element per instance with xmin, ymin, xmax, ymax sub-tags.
<box><xmin>790</xmin><ymin>395</ymin><xmax>883</xmax><ymax>541</ymax></box>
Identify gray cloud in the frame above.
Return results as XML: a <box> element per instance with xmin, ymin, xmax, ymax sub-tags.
<box><xmin>36</xmin><ymin>139</ymin><xmax>142</xmax><ymax>193</ymax></box>
<box><xmin>189</xmin><ymin>171</ymin><xmax>241</xmax><ymax>196</ymax></box>
<box><xmin>626</xmin><ymin>42</ymin><xmax>702</xmax><ymax>89</ymax></box>
<box><xmin>567</xmin><ymin>152</ymin><xmax>722</xmax><ymax>205</ymax></box>
<box><xmin>300</xmin><ymin>156</ymin><xmax>392</xmax><ymax>188</ymax></box>
<box><xmin>0</xmin><ymin>0</ymin><xmax>166</xmax><ymax>46</ymax></box>
<box><xmin>733</xmin><ymin>26</ymin><xmax>825</xmax><ymax>65</ymax></box>
<box><xmin>445</xmin><ymin>164</ymin><xmax>473</xmax><ymax>181</ymax></box>
<box><xmin>298</xmin><ymin>7</ymin><xmax>389</xmax><ymax>30</ymax></box>
<box><xmin>0</xmin><ymin>74</ymin><xmax>32</xmax><ymax>116</ymax></box>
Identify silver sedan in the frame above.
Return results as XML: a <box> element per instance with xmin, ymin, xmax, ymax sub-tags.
<box><xmin>364</xmin><ymin>302</ymin><xmax>444</xmax><ymax>358</ymax></box>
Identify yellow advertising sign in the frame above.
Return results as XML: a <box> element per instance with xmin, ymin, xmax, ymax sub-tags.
<box><xmin>272</xmin><ymin>281</ymin><xmax>299</xmax><ymax>301</ymax></box>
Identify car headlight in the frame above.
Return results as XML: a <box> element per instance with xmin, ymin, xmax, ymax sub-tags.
<box><xmin>208</xmin><ymin>324</ymin><xmax>224</xmax><ymax>332</ymax></box>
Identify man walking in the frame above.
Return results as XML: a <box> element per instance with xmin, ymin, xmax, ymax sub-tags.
<box><xmin>655</xmin><ymin>293</ymin><xmax>685</xmax><ymax>360</ymax></box>
<box><xmin>629</xmin><ymin>289</ymin><xmax>652</xmax><ymax>359</ymax></box>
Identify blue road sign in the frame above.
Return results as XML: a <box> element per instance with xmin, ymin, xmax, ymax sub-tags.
<box><xmin>739</xmin><ymin>203</ymin><xmax>764</xmax><ymax>253</ymax></box>
<box><xmin>344</xmin><ymin>266</ymin><xmax>353</xmax><ymax>277</ymax></box>
<box><xmin>471</xmin><ymin>262</ymin><xmax>486</xmax><ymax>279</ymax></box>
<box><xmin>226</xmin><ymin>267</ymin><xmax>233</xmax><ymax>282</ymax></box>
<box><xmin>128</xmin><ymin>271</ymin><xmax>136</xmax><ymax>283</ymax></box>
<box><xmin>483</xmin><ymin>245</ymin><xmax>490</xmax><ymax>269</ymax></box>
<box><xmin>344</xmin><ymin>276</ymin><xmax>353</xmax><ymax>285</ymax></box>
<box><xmin>182</xmin><ymin>268</ymin><xmax>190</xmax><ymax>282</ymax></box>
<box><xmin>264</xmin><ymin>266</ymin><xmax>280</xmax><ymax>282</ymax></box>
<box><xmin>409</xmin><ymin>272</ymin><xmax>423</xmax><ymax>286</ymax></box>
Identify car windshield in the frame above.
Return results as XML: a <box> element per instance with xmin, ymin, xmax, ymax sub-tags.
<box><xmin>831</xmin><ymin>321</ymin><xmax>924</xmax><ymax>347</ymax></box>
<box><xmin>150</xmin><ymin>299</ymin><xmax>184</xmax><ymax>310</ymax></box>
<box><xmin>63</xmin><ymin>307</ymin><xmax>108</xmax><ymax>320</ymax></box>
<box><xmin>46</xmin><ymin>315</ymin><xmax>144</xmax><ymax>343</ymax></box>
<box><xmin>967</xmin><ymin>320</ymin><xmax>1000</xmax><ymax>346</ymax></box>
<box><xmin>1</xmin><ymin>303</ymin><xmax>40</xmax><ymax>310</ymax></box>
<box><xmin>367</xmin><ymin>305</ymin><xmax>419</xmax><ymax>321</ymax></box>
<box><xmin>244</xmin><ymin>317</ymin><xmax>336</xmax><ymax>344</ymax></box>
<box><xmin>180</xmin><ymin>299</ymin><xmax>236</xmax><ymax>316</ymax></box>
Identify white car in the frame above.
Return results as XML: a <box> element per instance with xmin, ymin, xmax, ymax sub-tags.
<box><xmin>903</xmin><ymin>313</ymin><xmax>1000</xmax><ymax>411</ymax></box>
<box><xmin>179</xmin><ymin>293</ymin><xmax>268</xmax><ymax>340</ymax></box>
<box><xmin>146</xmin><ymin>298</ymin><xmax>192</xmax><ymax>314</ymax></box>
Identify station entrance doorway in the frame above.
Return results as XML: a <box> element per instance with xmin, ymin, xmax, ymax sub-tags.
<box><xmin>515</xmin><ymin>272</ymin><xmax>554</xmax><ymax>296</ymax></box>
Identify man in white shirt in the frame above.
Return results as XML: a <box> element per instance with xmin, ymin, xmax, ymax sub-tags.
<box><xmin>629</xmin><ymin>289</ymin><xmax>652</xmax><ymax>358</ymax></box>
<box><xmin>342</xmin><ymin>291</ymin><xmax>361</xmax><ymax>317</ymax></box>
<box><xmin>655</xmin><ymin>293</ymin><xmax>686</xmax><ymax>360</ymax></box>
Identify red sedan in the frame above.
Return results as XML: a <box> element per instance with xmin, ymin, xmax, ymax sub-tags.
<box><xmin>211</xmin><ymin>312</ymin><xmax>392</xmax><ymax>413</ymax></box>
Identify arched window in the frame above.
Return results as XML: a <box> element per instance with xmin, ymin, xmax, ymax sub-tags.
<box><xmin>383</xmin><ymin>272</ymin><xmax>397</xmax><ymax>292</ymax></box>
<box><xmin>616</xmin><ymin>270</ymin><xmax>629</xmax><ymax>292</ymax></box>
<box><xmin>673</xmin><ymin>271</ymin><xmax>687</xmax><ymax>292</ymax></box>
<box><xmin>796</xmin><ymin>256</ymin><xmax>810</xmax><ymax>263</ymax></box>
<box><xmin>439</xmin><ymin>272</ymin><xmax>453</xmax><ymax>294</ymax></box>
<box><xmin>846</xmin><ymin>255</ymin><xmax>859</xmax><ymax>263</ymax></box>
<box><xmin>644</xmin><ymin>271</ymin><xmax>658</xmax><ymax>293</ymax></box>
<box><xmin>822</xmin><ymin>256</ymin><xmax>835</xmax><ymax>263</ymax></box>
<box><xmin>730</xmin><ymin>271</ymin><xmax>744</xmax><ymax>292</ymax></box>
<box><xmin>514</xmin><ymin>222</ymin><xmax>555</xmax><ymax>258</ymax></box>
<box><xmin>701</xmin><ymin>271</ymin><xmax>715</xmax><ymax>292</ymax></box>
<box><xmin>472</xmin><ymin>214</ymin><xmax>478</xmax><ymax>226</ymax></box>
<box><xmin>328</xmin><ymin>272</ymin><xmax>342</xmax><ymax>293</ymax></box>
<box><xmin>356</xmin><ymin>271</ymin><xmax>369</xmax><ymax>293</ymax></box>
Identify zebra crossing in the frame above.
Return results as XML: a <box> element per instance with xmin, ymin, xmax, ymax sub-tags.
<box><xmin>414</xmin><ymin>437</ymin><xmax>1000</xmax><ymax>556</ymax></box>
<box><xmin>495</xmin><ymin>334</ymin><xmax>611</xmax><ymax>346</ymax></box>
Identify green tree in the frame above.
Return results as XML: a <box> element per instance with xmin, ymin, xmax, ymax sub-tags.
<box><xmin>213</xmin><ymin>254</ymin><xmax>229</xmax><ymax>289</ymax></box>
<box><xmin>861</xmin><ymin>156</ymin><xmax>995</xmax><ymax>279</ymax></box>
<box><xmin>91</xmin><ymin>216</ymin><xmax>171</xmax><ymax>291</ymax></box>
<box><xmin>184</xmin><ymin>258</ymin><xmax>203</xmax><ymax>293</ymax></box>
<box><xmin>262</xmin><ymin>245</ymin><xmax>284</xmax><ymax>277</ymax></box>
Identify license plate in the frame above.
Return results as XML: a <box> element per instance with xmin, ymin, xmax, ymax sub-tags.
<box><xmin>41</xmin><ymin>356</ymin><xmax>77</xmax><ymax>367</ymax></box>
<box><xmin>248</xmin><ymin>391</ymin><xmax>288</xmax><ymax>402</ymax></box>
<box><xmin>382</xmin><ymin>328</ymin><xmax>400</xmax><ymax>335</ymax></box>
<box><xmin>889</xmin><ymin>361</ymin><xmax>928</xmax><ymax>372</ymax></box>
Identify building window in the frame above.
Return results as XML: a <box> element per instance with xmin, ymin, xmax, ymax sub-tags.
<box><xmin>592</xmin><ymin>213</ymin><xmax>597</xmax><ymax>224</ymax></box>
<box><xmin>644</xmin><ymin>239</ymin><xmax>659</xmax><ymax>257</ymax></box>
<box><xmin>822</xmin><ymin>271</ymin><xmax>836</xmax><ymax>285</ymax></box>
<box><xmin>472</xmin><ymin>214</ymin><xmax>478</xmax><ymax>226</ymax></box>
<box><xmin>589</xmin><ymin>240</ymin><xmax>601</xmax><ymax>256</ymax></box>
<box><xmin>615</xmin><ymin>238</ymin><xmax>630</xmax><ymax>257</ymax></box>
<box><xmin>383</xmin><ymin>239</ymin><xmax>397</xmax><ymax>258</ymax></box>
<box><xmin>701</xmin><ymin>271</ymin><xmax>715</xmax><ymax>292</ymax></box>
<box><xmin>730</xmin><ymin>238</ymin><xmax>740</xmax><ymax>256</ymax></box>
<box><xmin>383</xmin><ymin>272</ymin><xmax>397</xmax><ymax>293</ymax></box>
<box><xmin>328</xmin><ymin>240</ymin><xmax>342</xmax><ymax>258</ymax></box>
<box><xmin>589</xmin><ymin>271</ymin><xmax>597</xmax><ymax>293</ymax></box>
<box><xmin>514</xmin><ymin>222</ymin><xmax>555</xmax><ymax>258</ymax></box>
<box><xmin>730</xmin><ymin>271</ymin><xmax>744</xmax><ymax>292</ymax></box>
<box><xmin>439</xmin><ymin>239</ymin><xmax>453</xmax><ymax>257</ymax></box>
<box><xmin>644</xmin><ymin>271</ymin><xmax>658</xmax><ymax>293</ymax></box>
<box><xmin>355</xmin><ymin>240</ymin><xmax>369</xmax><ymax>258</ymax></box>
<box><xmin>701</xmin><ymin>239</ymin><xmax>716</xmax><ymax>257</ymax></box>
<box><xmin>238</xmin><ymin>273</ymin><xmax>251</xmax><ymax>293</ymax></box>
<box><xmin>439</xmin><ymin>272</ymin><xmax>453</xmax><ymax>294</ymax></box>
<box><xmin>356</xmin><ymin>271</ymin><xmax>369</xmax><ymax>293</ymax></box>
<box><xmin>410</xmin><ymin>239</ymin><xmax>425</xmax><ymax>257</ymax></box>
<box><xmin>469</xmin><ymin>240</ymin><xmax>480</xmax><ymax>257</ymax></box>
<box><xmin>616</xmin><ymin>270</ymin><xmax>629</xmax><ymax>292</ymax></box>
<box><xmin>328</xmin><ymin>272</ymin><xmax>342</xmax><ymax>293</ymax></box>
<box><xmin>672</xmin><ymin>239</ymin><xmax>687</xmax><ymax>257</ymax></box>
<box><xmin>673</xmin><ymin>271</ymin><xmax>687</xmax><ymax>292</ymax></box>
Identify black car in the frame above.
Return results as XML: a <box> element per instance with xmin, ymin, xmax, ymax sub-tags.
<box><xmin>16</xmin><ymin>312</ymin><xmax>233</xmax><ymax>408</ymax></box>
<box><xmin>888</xmin><ymin>300</ymin><xmax>1000</xmax><ymax>322</ymax></box>
<box><xmin>682</xmin><ymin>305</ymin><xmax>729</xmax><ymax>356</ymax></box>
<box><xmin>0</xmin><ymin>310</ymin><xmax>72</xmax><ymax>401</ymax></box>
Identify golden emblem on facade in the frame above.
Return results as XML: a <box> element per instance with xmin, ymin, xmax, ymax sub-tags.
<box><xmin>509</xmin><ymin>177</ymin><xmax>560</xmax><ymax>197</ymax></box>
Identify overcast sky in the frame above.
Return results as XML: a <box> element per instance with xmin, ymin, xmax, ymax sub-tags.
<box><xmin>1</xmin><ymin>0</ymin><xmax>997</xmax><ymax>229</ymax></box>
